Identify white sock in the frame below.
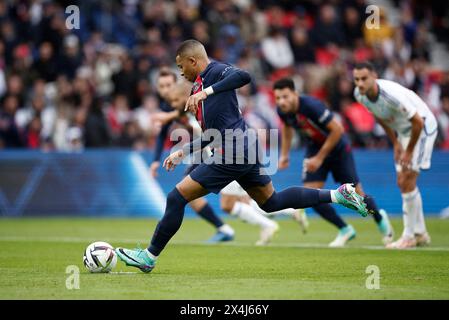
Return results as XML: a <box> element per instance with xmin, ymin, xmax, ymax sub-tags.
<box><xmin>231</xmin><ymin>201</ymin><xmax>277</xmax><ymax>228</ymax></box>
<box><xmin>249</xmin><ymin>199</ymin><xmax>295</xmax><ymax>216</ymax></box>
<box><xmin>145</xmin><ymin>249</ymin><xmax>158</xmax><ymax>260</ymax></box>
<box><xmin>218</xmin><ymin>224</ymin><xmax>235</xmax><ymax>236</ymax></box>
<box><xmin>402</xmin><ymin>189</ymin><xmax>420</xmax><ymax>238</ymax></box>
<box><xmin>411</xmin><ymin>188</ymin><xmax>427</xmax><ymax>234</ymax></box>
<box><xmin>330</xmin><ymin>190</ymin><xmax>338</xmax><ymax>203</ymax></box>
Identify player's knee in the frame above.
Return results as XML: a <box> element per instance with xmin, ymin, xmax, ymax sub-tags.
<box><xmin>220</xmin><ymin>196</ymin><xmax>235</xmax><ymax>213</ymax></box>
<box><xmin>259</xmin><ymin>192</ymin><xmax>278</xmax><ymax>213</ymax></box>
<box><xmin>167</xmin><ymin>188</ymin><xmax>188</xmax><ymax>209</ymax></box>
<box><xmin>397</xmin><ymin>175</ymin><xmax>415</xmax><ymax>193</ymax></box>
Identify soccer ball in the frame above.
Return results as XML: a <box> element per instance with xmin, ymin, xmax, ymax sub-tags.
<box><xmin>83</xmin><ymin>241</ymin><xmax>117</xmax><ymax>273</ymax></box>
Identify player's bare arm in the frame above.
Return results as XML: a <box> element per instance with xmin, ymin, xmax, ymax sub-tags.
<box><xmin>279</xmin><ymin>124</ymin><xmax>294</xmax><ymax>170</ymax></box>
<box><xmin>305</xmin><ymin>119</ymin><xmax>343</xmax><ymax>173</ymax></box>
<box><xmin>401</xmin><ymin>113</ymin><xmax>424</xmax><ymax>168</ymax></box>
<box><xmin>375</xmin><ymin>116</ymin><xmax>403</xmax><ymax>161</ymax></box>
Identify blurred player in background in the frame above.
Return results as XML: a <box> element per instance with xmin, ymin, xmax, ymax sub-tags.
<box><xmin>150</xmin><ymin>68</ymin><xmax>235</xmax><ymax>243</ymax></box>
<box><xmin>273</xmin><ymin>78</ymin><xmax>393</xmax><ymax>247</ymax></box>
<box><xmin>353</xmin><ymin>62</ymin><xmax>437</xmax><ymax>249</ymax></box>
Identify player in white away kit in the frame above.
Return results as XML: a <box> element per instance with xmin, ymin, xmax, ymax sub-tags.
<box><xmin>353</xmin><ymin>62</ymin><xmax>438</xmax><ymax>249</ymax></box>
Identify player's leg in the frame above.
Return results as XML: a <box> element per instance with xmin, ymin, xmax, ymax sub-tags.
<box><xmin>303</xmin><ymin>181</ymin><xmax>356</xmax><ymax>247</ymax></box>
<box><xmin>116</xmin><ymin>175</ymin><xmax>208</xmax><ymax>272</ymax></box>
<box><xmin>247</xmin><ymin>198</ymin><xmax>309</xmax><ymax>234</ymax></box>
<box><xmin>239</xmin><ymin>161</ymin><xmax>369</xmax><ymax>217</ymax></box>
<box><xmin>413</xmin><ymin>131</ymin><xmax>437</xmax><ymax>246</ymax></box>
<box><xmin>355</xmin><ymin>183</ymin><xmax>394</xmax><ymax>245</ymax></box>
<box><xmin>330</xmin><ymin>148</ymin><xmax>394</xmax><ymax>245</ymax></box>
<box><xmin>387</xmin><ymin>131</ymin><xmax>435</xmax><ymax>249</ymax></box>
<box><xmin>189</xmin><ymin>197</ymin><xmax>235</xmax><ymax>242</ymax></box>
<box><xmin>387</xmin><ymin>169</ymin><xmax>420</xmax><ymax>249</ymax></box>
<box><xmin>220</xmin><ymin>182</ymin><xmax>278</xmax><ymax>245</ymax></box>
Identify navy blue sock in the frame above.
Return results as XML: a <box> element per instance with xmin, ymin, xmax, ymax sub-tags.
<box><xmin>313</xmin><ymin>203</ymin><xmax>347</xmax><ymax>229</ymax></box>
<box><xmin>148</xmin><ymin>188</ymin><xmax>188</xmax><ymax>256</ymax></box>
<box><xmin>260</xmin><ymin>187</ymin><xmax>332</xmax><ymax>212</ymax></box>
<box><xmin>196</xmin><ymin>203</ymin><xmax>224</xmax><ymax>229</ymax></box>
<box><xmin>365</xmin><ymin>195</ymin><xmax>382</xmax><ymax>223</ymax></box>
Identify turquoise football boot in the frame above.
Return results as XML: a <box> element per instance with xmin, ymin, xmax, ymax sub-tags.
<box><xmin>334</xmin><ymin>184</ymin><xmax>369</xmax><ymax>217</ymax></box>
<box><xmin>115</xmin><ymin>247</ymin><xmax>156</xmax><ymax>273</ymax></box>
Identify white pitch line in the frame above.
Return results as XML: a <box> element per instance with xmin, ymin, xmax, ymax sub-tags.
<box><xmin>109</xmin><ymin>271</ymin><xmax>138</xmax><ymax>275</ymax></box>
<box><xmin>1</xmin><ymin>235</ymin><xmax>449</xmax><ymax>252</ymax></box>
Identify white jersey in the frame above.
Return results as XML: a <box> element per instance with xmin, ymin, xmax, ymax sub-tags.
<box><xmin>354</xmin><ymin>79</ymin><xmax>437</xmax><ymax>137</ymax></box>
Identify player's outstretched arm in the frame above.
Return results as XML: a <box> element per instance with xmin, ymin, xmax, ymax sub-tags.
<box><xmin>401</xmin><ymin>113</ymin><xmax>424</xmax><ymax>168</ymax></box>
<box><xmin>375</xmin><ymin>116</ymin><xmax>402</xmax><ymax>162</ymax></box>
<box><xmin>206</xmin><ymin>66</ymin><xmax>251</xmax><ymax>95</ymax></box>
<box><xmin>185</xmin><ymin>66</ymin><xmax>251</xmax><ymax>113</ymax></box>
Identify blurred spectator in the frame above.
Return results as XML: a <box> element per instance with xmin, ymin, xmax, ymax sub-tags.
<box><xmin>0</xmin><ymin>95</ymin><xmax>23</xmax><ymax>147</ymax></box>
<box><xmin>84</xmin><ymin>97</ymin><xmax>111</xmax><ymax>148</ymax></box>
<box><xmin>32</xmin><ymin>42</ymin><xmax>58</xmax><ymax>82</ymax></box>
<box><xmin>261</xmin><ymin>26</ymin><xmax>294</xmax><ymax>73</ymax></box>
<box><xmin>25</xmin><ymin>115</ymin><xmax>42</xmax><ymax>149</ymax></box>
<box><xmin>311</xmin><ymin>4</ymin><xmax>345</xmax><ymax>47</ymax></box>
<box><xmin>106</xmin><ymin>94</ymin><xmax>131</xmax><ymax>139</ymax></box>
<box><xmin>342</xmin><ymin>5</ymin><xmax>364</xmax><ymax>47</ymax></box>
<box><xmin>217</xmin><ymin>24</ymin><xmax>245</xmax><ymax>64</ymax></box>
<box><xmin>111</xmin><ymin>55</ymin><xmax>138</xmax><ymax>108</ymax></box>
<box><xmin>117</xmin><ymin>120</ymin><xmax>145</xmax><ymax>150</ymax></box>
<box><xmin>289</xmin><ymin>25</ymin><xmax>315</xmax><ymax>64</ymax></box>
<box><xmin>58</xmin><ymin>34</ymin><xmax>82</xmax><ymax>80</ymax></box>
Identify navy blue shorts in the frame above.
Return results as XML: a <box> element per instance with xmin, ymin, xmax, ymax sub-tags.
<box><xmin>183</xmin><ymin>164</ymin><xmax>198</xmax><ymax>177</ymax></box>
<box><xmin>187</xmin><ymin>162</ymin><xmax>271</xmax><ymax>194</ymax></box>
<box><xmin>303</xmin><ymin>145</ymin><xmax>359</xmax><ymax>185</ymax></box>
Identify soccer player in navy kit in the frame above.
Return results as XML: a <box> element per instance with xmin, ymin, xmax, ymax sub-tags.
<box><xmin>150</xmin><ymin>68</ymin><xmax>235</xmax><ymax>243</ymax></box>
<box><xmin>116</xmin><ymin>40</ymin><xmax>370</xmax><ymax>273</ymax></box>
<box><xmin>273</xmin><ymin>78</ymin><xmax>394</xmax><ymax>247</ymax></box>
<box><xmin>157</xmin><ymin>80</ymin><xmax>281</xmax><ymax>245</ymax></box>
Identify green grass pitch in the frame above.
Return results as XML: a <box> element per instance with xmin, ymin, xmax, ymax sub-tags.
<box><xmin>1</xmin><ymin>216</ymin><xmax>449</xmax><ymax>299</ymax></box>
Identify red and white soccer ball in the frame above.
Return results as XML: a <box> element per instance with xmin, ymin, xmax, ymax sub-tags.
<box><xmin>83</xmin><ymin>241</ymin><xmax>117</xmax><ymax>273</ymax></box>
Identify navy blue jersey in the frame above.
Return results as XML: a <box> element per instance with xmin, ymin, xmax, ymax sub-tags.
<box><xmin>191</xmin><ymin>61</ymin><xmax>249</xmax><ymax>134</ymax></box>
<box><xmin>277</xmin><ymin>95</ymin><xmax>348</xmax><ymax>152</ymax></box>
<box><xmin>185</xmin><ymin>61</ymin><xmax>252</xmax><ymax>161</ymax></box>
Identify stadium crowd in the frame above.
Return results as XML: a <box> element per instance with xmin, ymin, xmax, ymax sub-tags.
<box><xmin>0</xmin><ymin>0</ymin><xmax>448</xmax><ymax>151</ymax></box>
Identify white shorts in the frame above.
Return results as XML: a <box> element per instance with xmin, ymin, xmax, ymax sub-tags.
<box><xmin>395</xmin><ymin>130</ymin><xmax>437</xmax><ymax>173</ymax></box>
<box><xmin>220</xmin><ymin>181</ymin><xmax>248</xmax><ymax>196</ymax></box>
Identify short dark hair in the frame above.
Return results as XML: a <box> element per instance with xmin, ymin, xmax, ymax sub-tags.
<box><xmin>175</xmin><ymin>39</ymin><xmax>203</xmax><ymax>57</ymax></box>
<box><xmin>273</xmin><ymin>78</ymin><xmax>295</xmax><ymax>91</ymax></box>
<box><xmin>158</xmin><ymin>67</ymin><xmax>177</xmax><ymax>81</ymax></box>
<box><xmin>354</xmin><ymin>61</ymin><xmax>375</xmax><ymax>72</ymax></box>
